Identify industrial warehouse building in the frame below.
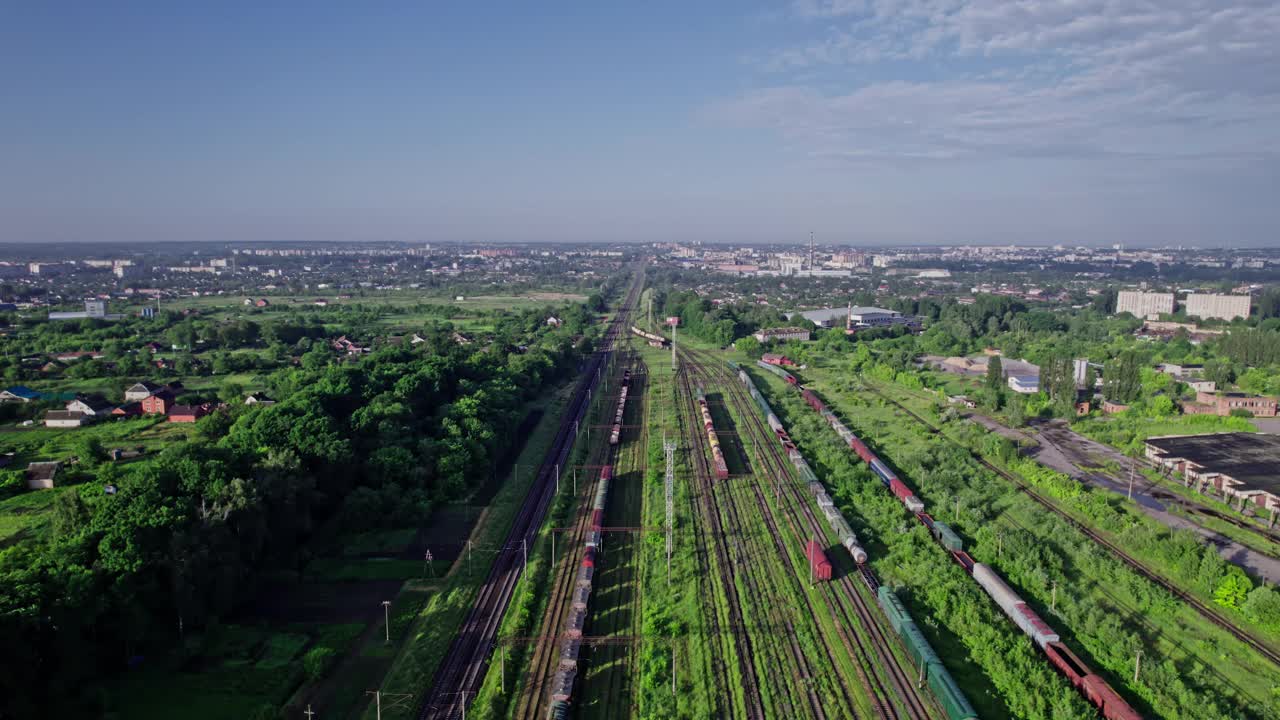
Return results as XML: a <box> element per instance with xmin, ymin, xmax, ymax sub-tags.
<box><xmin>753</xmin><ymin>327</ymin><xmax>811</xmax><ymax>343</ymax></box>
<box><xmin>1144</xmin><ymin>433</ymin><xmax>1280</xmax><ymax>514</ymax></box>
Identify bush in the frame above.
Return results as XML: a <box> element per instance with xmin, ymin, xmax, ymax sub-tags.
<box><xmin>302</xmin><ymin>646</ymin><xmax>337</xmax><ymax>682</ymax></box>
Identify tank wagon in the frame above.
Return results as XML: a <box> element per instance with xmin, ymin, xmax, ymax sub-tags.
<box><xmin>696</xmin><ymin>386</ymin><xmax>730</xmax><ymax>479</ymax></box>
<box><xmin>610</xmin><ymin>369</ymin><xmax>631</xmax><ymax>445</ymax></box>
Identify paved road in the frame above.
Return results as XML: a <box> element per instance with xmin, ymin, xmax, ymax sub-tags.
<box><xmin>964</xmin><ymin>413</ymin><xmax>1280</xmax><ymax>584</ymax></box>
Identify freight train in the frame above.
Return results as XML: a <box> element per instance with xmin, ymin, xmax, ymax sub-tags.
<box><xmin>754</xmin><ymin>358</ymin><xmax>798</xmax><ymax>385</ymax></box>
<box><xmin>547</xmin><ymin>465</ymin><xmax>613</xmax><ymax>720</ymax></box>
<box><xmin>733</xmin><ymin>363</ymin><xmax>974</xmax><ymax>720</ymax></box>
<box><xmin>796</xmin><ymin>384</ymin><xmax>1142</xmax><ymax>720</ymax></box>
<box><xmin>630</xmin><ymin>326</ymin><xmax>669</xmax><ymax>347</ymax></box>
<box><xmin>696</xmin><ymin>386</ymin><xmax>730</xmax><ymax>479</ymax></box>
<box><xmin>610</xmin><ymin>369</ymin><xmax>631</xmax><ymax>445</ymax></box>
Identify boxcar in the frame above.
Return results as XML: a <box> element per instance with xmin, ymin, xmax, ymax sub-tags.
<box><xmin>805</xmin><ymin>540</ymin><xmax>833</xmax><ymax>581</ymax></box>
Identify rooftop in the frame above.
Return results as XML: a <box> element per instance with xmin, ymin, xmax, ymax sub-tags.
<box><xmin>1145</xmin><ymin>433</ymin><xmax>1280</xmax><ymax>492</ymax></box>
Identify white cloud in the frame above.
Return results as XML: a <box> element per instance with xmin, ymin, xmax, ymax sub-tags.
<box><xmin>732</xmin><ymin>0</ymin><xmax>1280</xmax><ymax>165</ymax></box>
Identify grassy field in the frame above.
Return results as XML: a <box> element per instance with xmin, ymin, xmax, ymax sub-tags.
<box><xmin>110</xmin><ymin>622</ymin><xmax>364</xmax><ymax>720</ymax></box>
<box><xmin>799</xmin><ymin>366</ymin><xmax>1280</xmax><ymax>719</ymax></box>
<box><xmin>0</xmin><ymin>485</ymin><xmax>69</xmax><ymax>546</ymax></box>
<box><xmin>0</xmin><ymin>415</ymin><xmax>191</xmax><ymax>466</ymax></box>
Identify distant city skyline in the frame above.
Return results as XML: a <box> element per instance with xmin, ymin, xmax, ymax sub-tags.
<box><xmin>2</xmin><ymin>2</ymin><xmax>1278</xmax><ymax>246</ymax></box>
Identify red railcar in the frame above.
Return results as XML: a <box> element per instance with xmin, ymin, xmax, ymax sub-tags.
<box><xmin>582</xmin><ymin>547</ymin><xmax>596</xmax><ymax>569</ymax></box>
<box><xmin>848</xmin><ymin>436</ymin><xmax>876</xmax><ymax>463</ymax></box>
<box><xmin>805</xmin><ymin>540</ymin><xmax>833</xmax><ymax>581</ymax></box>
<box><xmin>889</xmin><ymin>478</ymin><xmax>915</xmax><ymax>503</ymax></box>
<box><xmin>801</xmin><ymin>389</ymin><xmax>825</xmax><ymax>412</ymax></box>
<box><xmin>600</xmin><ymin>465</ymin><xmax>613</xmax><ymax>482</ymax></box>
<box><xmin>1082</xmin><ymin>676</ymin><xmax>1142</xmax><ymax>720</ymax></box>
<box><xmin>591</xmin><ymin>508</ymin><xmax>604</xmax><ymax>530</ymax></box>
<box><xmin>950</xmin><ymin>550</ymin><xmax>976</xmax><ymax>573</ymax></box>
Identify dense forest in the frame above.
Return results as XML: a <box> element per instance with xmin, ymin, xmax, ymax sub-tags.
<box><xmin>0</xmin><ymin>298</ymin><xmax>603</xmax><ymax>717</ymax></box>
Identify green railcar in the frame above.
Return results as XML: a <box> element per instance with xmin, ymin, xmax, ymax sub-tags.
<box><xmin>878</xmin><ymin>587</ymin><xmax>979</xmax><ymax>720</ymax></box>
<box><xmin>932</xmin><ymin>522</ymin><xmax>964</xmax><ymax>552</ymax></box>
<box><xmin>927</xmin><ymin>660</ymin><xmax>979</xmax><ymax>720</ymax></box>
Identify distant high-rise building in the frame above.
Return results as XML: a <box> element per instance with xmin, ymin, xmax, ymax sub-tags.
<box><xmin>1116</xmin><ymin>291</ymin><xmax>1174</xmax><ymax>318</ymax></box>
<box><xmin>1185</xmin><ymin>293</ymin><xmax>1251</xmax><ymax>321</ymax></box>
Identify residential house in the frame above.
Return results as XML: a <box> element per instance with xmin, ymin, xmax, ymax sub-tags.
<box><xmin>331</xmin><ymin>336</ymin><xmax>368</xmax><ymax>355</ymax></box>
<box><xmin>244</xmin><ymin>393</ymin><xmax>275</xmax><ymax>406</ymax></box>
<box><xmin>66</xmin><ymin>394</ymin><xmax>114</xmax><ymax>417</ymax></box>
<box><xmin>141</xmin><ymin>392</ymin><xmax>175</xmax><ymax>415</ymax></box>
<box><xmin>0</xmin><ymin>386</ymin><xmax>41</xmax><ymax>403</ymax></box>
<box><xmin>25</xmin><ymin>461</ymin><xmax>60</xmax><ymax>489</ymax></box>
<box><xmin>44</xmin><ymin>410</ymin><xmax>88</xmax><ymax>428</ymax></box>
<box><xmin>112</xmin><ymin>402</ymin><xmax>143</xmax><ymax>417</ymax></box>
<box><xmin>546</xmin><ymin>316</ymin><xmax>562</xmax><ymax>327</ymax></box>
<box><xmin>255</xmin><ymin>298</ymin><xmax>270</xmax><ymax>307</ymax></box>
<box><xmin>169</xmin><ymin>403</ymin><xmax>211</xmax><ymax>423</ymax></box>
<box><xmin>124</xmin><ymin>381</ymin><xmax>165</xmax><ymax>402</ymax></box>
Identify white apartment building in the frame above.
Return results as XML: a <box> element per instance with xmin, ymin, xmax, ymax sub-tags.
<box><xmin>1116</xmin><ymin>291</ymin><xmax>1174</xmax><ymax>318</ymax></box>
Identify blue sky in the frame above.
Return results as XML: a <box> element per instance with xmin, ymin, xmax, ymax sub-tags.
<box><xmin>2</xmin><ymin>1</ymin><xmax>1277</xmax><ymax>246</ymax></box>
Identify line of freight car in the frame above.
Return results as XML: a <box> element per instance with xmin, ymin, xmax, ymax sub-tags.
<box><xmin>798</xmin><ymin>386</ymin><xmax>924</xmax><ymax>513</ymax></box>
<box><xmin>630</xmin><ymin>325</ymin><xmax>668</xmax><ymax>347</ymax></box>
<box><xmin>733</xmin><ymin>363</ymin><xmax>976</xmax><ymax>720</ymax></box>
<box><xmin>734</xmin><ymin>365</ymin><xmax>868</xmax><ymax>564</ymax></box>
<box><xmin>917</xmin><ymin>513</ymin><xmax>1142</xmax><ymax>720</ymax></box>
<box><xmin>695</xmin><ymin>385</ymin><xmax>730</xmax><ymax>480</ymax></box>
<box><xmin>546</xmin><ymin>464</ymin><xmax>613</xmax><ymax>720</ymax></box>
<box><xmin>802</xmin><ymin>381</ymin><xmax>1141</xmax><ymax>719</ymax></box>
<box><xmin>609</xmin><ymin>369</ymin><xmax>631</xmax><ymax>445</ymax></box>
<box><xmin>421</xmin><ymin>279</ymin><xmax>640</xmax><ymax>720</ymax></box>
<box><xmin>754</xmin><ymin>358</ymin><xmax>798</xmax><ymax>385</ymax></box>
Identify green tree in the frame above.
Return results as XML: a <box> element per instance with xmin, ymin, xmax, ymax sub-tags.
<box><xmin>985</xmin><ymin>355</ymin><xmax>1003</xmax><ymax>390</ymax></box>
<box><xmin>303</xmin><ymin>646</ymin><xmax>336</xmax><ymax>681</ymax></box>
<box><xmin>735</xmin><ymin>336</ymin><xmax>763</xmax><ymax>359</ymax></box>
<box><xmin>1214</xmin><ymin>569</ymin><xmax>1253</xmax><ymax>609</ymax></box>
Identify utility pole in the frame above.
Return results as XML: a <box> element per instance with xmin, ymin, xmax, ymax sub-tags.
<box><xmin>467</xmin><ymin>540</ymin><xmax>473</xmax><ymax>578</ymax></box>
<box><xmin>304</xmin><ymin>705</ymin><xmax>315</xmax><ymax>719</ymax></box>
<box><xmin>997</xmin><ymin>531</ymin><xmax>1003</xmax><ymax>559</ymax></box>
<box><xmin>1051</xmin><ymin>581</ymin><xmax>1057</xmax><ymax>612</ymax></box>
<box><xmin>366</xmin><ymin>691</ymin><xmax>381</xmax><ymax>720</ymax></box>
<box><xmin>954</xmin><ymin>498</ymin><xmax>960</xmax><ymax>523</ymax></box>
<box><xmin>522</xmin><ymin>538</ymin><xmax>528</xmax><ymax>576</ymax></box>
<box><xmin>500</xmin><ymin>644</ymin><xmax>506</xmax><ymax>693</ymax></box>
<box><xmin>1133</xmin><ymin>649</ymin><xmax>1142</xmax><ymax>683</ymax></box>
<box><xmin>382</xmin><ymin>600</ymin><xmax>392</xmax><ymax>644</ymax></box>
<box><xmin>555</xmin><ymin>463</ymin><xmax>560</xmax><ymax>494</ymax></box>
<box><xmin>664</xmin><ymin>440</ymin><xmax>676</xmax><ymax>586</ymax></box>
<box><xmin>671</xmin><ymin>323</ymin><xmax>677</xmax><ymax>371</ymax></box>
<box><xmin>1128</xmin><ymin>457</ymin><xmax>1135</xmax><ymax>500</ymax></box>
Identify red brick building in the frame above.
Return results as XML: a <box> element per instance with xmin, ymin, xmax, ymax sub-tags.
<box><xmin>1183</xmin><ymin>391</ymin><xmax>1277</xmax><ymax>418</ymax></box>
<box><xmin>141</xmin><ymin>393</ymin><xmax>173</xmax><ymax>415</ymax></box>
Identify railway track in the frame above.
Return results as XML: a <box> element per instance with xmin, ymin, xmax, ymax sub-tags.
<box><xmin>683</xmin><ymin>360</ymin><xmax>850</xmax><ymax>719</ymax></box>
<box><xmin>512</xmin><ymin>355</ymin><xmax>630</xmax><ymax>720</ymax></box>
<box><xmin>416</xmin><ymin>275</ymin><xmax>643</xmax><ymax>720</ymax></box>
<box><xmin>674</xmin><ymin>363</ymin><xmax>767</xmax><ymax>719</ymax></box>
<box><xmin>863</xmin><ymin>381</ymin><xmax>1280</xmax><ymax>672</ymax></box>
<box><xmin>579</xmin><ymin>356</ymin><xmax>649</xmax><ymax>720</ymax></box>
<box><xmin>686</xmin><ymin>349</ymin><xmax>939</xmax><ymax>720</ymax></box>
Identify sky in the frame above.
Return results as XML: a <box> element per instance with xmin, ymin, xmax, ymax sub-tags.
<box><xmin>1</xmin><ymin>1</ymin><xmax>1278</xmax><ymax>246</ymax></box>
